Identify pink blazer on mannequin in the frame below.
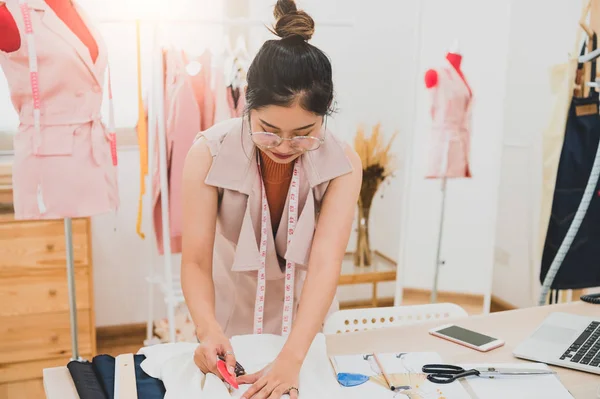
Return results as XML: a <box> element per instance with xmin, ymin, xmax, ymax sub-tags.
<box><xmin>198</xmin><ymin>117</ymin><xmax>354</xmax><ymax>337</ymax></box>
<box><xmin>426</xmin><ymin>59</ymin><xmax>473</xmax><ymax>179</ymax></box>
<box><xmin>0</xmin><ymin>0</ymin><xmax>118</xmax><ymax>220</ymax></box>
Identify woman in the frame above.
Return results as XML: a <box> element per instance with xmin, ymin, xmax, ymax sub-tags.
<box><xmin>181</xmin><ymin>1</ymin><xmax>362</xmax><ymax>398</ymax></box>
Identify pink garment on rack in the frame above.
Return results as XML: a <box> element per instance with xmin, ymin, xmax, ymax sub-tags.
<box><xmin>152</xmin><ymin>48</ymin><xmax>201</xmax><ymax>254</ymax></box>
<box><xmin>426</xmin><ymin>59</ymin><xmax>473</xmax><ymax>179</ymax></box>
<box><xmin>0</xmin><ymin>0</ymin><xmax>118</xmax><ymax>220</ymax></box>
<box><xmin>183</xmin><ymin>50</ymin><xmax>216</xmax><ymax>131</ymax></box>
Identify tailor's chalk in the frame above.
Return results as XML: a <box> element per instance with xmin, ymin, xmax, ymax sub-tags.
<box><xmin>337</xmin><ymin>372</ymin><xmax>370</xmax><ymax>387</ymax></box>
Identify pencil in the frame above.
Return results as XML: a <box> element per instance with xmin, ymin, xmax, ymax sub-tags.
<box><xmin>373</xmin><ymin>354</ymin><xmax>395</xmax><ymax>391</ymax></box>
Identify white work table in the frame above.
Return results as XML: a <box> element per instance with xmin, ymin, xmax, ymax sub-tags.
<box><xmin>44</xmin><ymin>302</ymin><xmax>600</xmax><ymax>398</ymax></box>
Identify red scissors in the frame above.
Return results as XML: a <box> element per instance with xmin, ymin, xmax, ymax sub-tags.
<box><xmin>217</xmin><ymin>355</ymin><xmax>246</xmax><ymax>389</ymax></box>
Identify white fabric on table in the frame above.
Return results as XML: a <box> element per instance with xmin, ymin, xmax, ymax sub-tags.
<box><xmin>138</xmin><ymin>333</ymin><xmax>342</xmax><ymax>398</ymax></box>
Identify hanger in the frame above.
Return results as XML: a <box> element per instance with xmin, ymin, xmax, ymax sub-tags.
<box><xmin>580</xmin><ymin>47</ymin><xmax>600</xmax><ymax>63</ymax></box>
<box><xmin>580</xmin><ymin>20</ymin><xmax>594</xmax><ymax>40</ymax></box>
<box><xmin>223</xmin><ymin>35</ymin><xmax>249</xmax><ymax>90</ymax></box>
<box><xmin>229</xmin><ymin>60</ymin><xmax>243</xmax><ymax>90</ymax></box>
<box><xmin>221</xmin><ymin>35</ymin><xmax>238</xmax><ymax>86</ymax></box>
<box><xmin>234</xmin><ymin>35</ymin><xmax>250</xmax><ymax>61</ymax></box>
<box><xmin>579</xmin><ymin>20</ymin><xmax>600</xmax><ymax>63</ymax></box>
<box><xmin>577</xmin><ymin>2</ymin><xmax>600</xmax><ymax>66</ymax></box>
<box><xmin>223</xmin><ymin>34</ymin><xmax>235</xmax><ymax>58</ymax></box>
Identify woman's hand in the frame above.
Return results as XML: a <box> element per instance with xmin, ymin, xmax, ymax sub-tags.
<box><xmin>238</xmin><ymin>353</ymin><xmax>301</xmax><ymax>399</ymax></box>
<box><xmin>193</xmin><ymin>329</ymin><xmax>238</xmax><ymax>380</ymax></box>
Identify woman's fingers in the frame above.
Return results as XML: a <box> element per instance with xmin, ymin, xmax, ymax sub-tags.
<box><xmin>201</xmin><ymin>344</ymin><xmax>223</xmax><ymax>378</ymax></box>
<box><xmin>288</xmin><ymin>388</ymin><xmax>299</xmax><ymax>399</ymax></box>
<box><xmin>241</xmin><ymin>376</ymin><xmax>268</xmax><ymax>399</ymax></box>
<box><xmin>237</xmin><ymin>370</ymin><xmax>262</xmax><ymax>385</ymax></box>
<box><xmin>222</xmin><ymin>342</ymin><xmax>237</xmax><ymax>376</ymax></box>
<box><xmin>267</xmin><ymin>387</ymin><xmax>286</xmax><ymax>399</ymax></box>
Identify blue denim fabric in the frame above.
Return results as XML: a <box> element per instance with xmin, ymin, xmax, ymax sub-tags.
<box><xmin>91</xmin><ymin>354</ymin><xmax>166</xmax><ymax>399</ymax></box>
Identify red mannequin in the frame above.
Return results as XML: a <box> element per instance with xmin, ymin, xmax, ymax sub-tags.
<box><xmin>0</xmin><ymin>0</ymin><xmax>97</xmax><ymax>61</ymax></box>
<box><xmin>424</xmin><ymin>52</ymin><xmax>472</xmax><ymax>97</ymax></box>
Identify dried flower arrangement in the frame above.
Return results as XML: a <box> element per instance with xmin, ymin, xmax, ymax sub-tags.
<box><xmin>353</xmin><ymin>123</ymin><xmax>399</xmax><ymax>266</ymax></box>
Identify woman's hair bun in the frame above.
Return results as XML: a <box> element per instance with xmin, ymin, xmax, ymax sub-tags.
<box><xmin>272</xmin><ymin>0</ymin><xmax>315</xmax><ymax>41</ymax></box>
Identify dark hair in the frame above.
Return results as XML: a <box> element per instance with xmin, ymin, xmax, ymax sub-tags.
<box><xmin>245</xmin><ymin>0</ymin><xmax>334</xmax><ymax>116</ymax></box>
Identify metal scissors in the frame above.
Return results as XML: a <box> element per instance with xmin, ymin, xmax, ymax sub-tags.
<box><xmin>421</xmin><ymin>364</ymin><xmax>556</xmax><ymax>384</ymax></box>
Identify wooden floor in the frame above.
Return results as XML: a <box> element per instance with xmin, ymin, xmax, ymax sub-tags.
<box><xmin>2</xmin><ymin>295</ymin><xmax>509</xmax><ymax>399</ymax></box>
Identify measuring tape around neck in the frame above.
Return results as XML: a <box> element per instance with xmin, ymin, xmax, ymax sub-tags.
<box><xmin>18</xmin><ymin>0</ymin><xmax>117</xmax><ymax>165</ymax></box>
<box><xmin>254</xmin><ymin>155</ymin><xmax>300</xmax><ymax>336</ymax></box>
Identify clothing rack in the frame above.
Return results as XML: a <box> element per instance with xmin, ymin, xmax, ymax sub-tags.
<box><xmin>394</xmin><ymin>0</ymin><xmax>424</xmax><ymax>307</ymax></box>
<box><xmin>143</xmin><ymin>17</ymin><xmax>355</xmax><ymax>344</ymax></box>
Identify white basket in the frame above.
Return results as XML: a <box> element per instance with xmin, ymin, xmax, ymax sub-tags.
<box><xmin>323</xmin><ymin>303</ymin><xmax>468</xmax><ymax>334</ymax></box>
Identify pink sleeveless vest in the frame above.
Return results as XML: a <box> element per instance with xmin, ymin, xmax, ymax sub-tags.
<box><xmin>199</xmin><ymin>117</ymin><xmax>353</xmax><ymax>337</ymax></box>
<box><xmin>0</xmin><ymin>0</ymin><xmax>118</xmax><ymax>219</ymax></box>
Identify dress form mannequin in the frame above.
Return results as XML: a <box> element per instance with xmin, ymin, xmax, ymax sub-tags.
<box><xmin>0</xmin><ymin>0</ymin><xmax>117</xmax><ymax>219</ymax></box>
<box><xmin>0</xmin><ymin>0</ymin><xmax>98</xmax><ymax>61</ymax></box>
<box><xmin>0</xmin><ymin>0</ymin><xmax>118</xmax><ymax>363</ymax></box>
<box><xmin>423</xmin><ymin>41</ymin><xmax>473</xmax><ymax>303</ymax></box>
<box><xmin>424</xmin><ymin>41</ymin><xmax>472</xmax><ymax>97</ymax></box>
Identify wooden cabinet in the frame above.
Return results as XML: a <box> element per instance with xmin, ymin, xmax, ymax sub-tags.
<box><xmin>0</xmin><ymin>214</ymin><xmax>96</xmax><ymax>394</ymax></box>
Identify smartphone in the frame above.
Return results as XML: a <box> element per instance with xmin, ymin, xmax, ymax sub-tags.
<box><xmin>429</xmin><ymin>324</ymin><xmax>505</xmax><ymax>352</ymax></box>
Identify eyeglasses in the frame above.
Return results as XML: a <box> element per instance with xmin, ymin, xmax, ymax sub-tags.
<box><xmin>249</xmin><ymin>117</ymin><xmax>326</xmax><ymax>152</ymax></box>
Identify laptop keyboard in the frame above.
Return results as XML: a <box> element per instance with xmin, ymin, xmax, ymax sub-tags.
<box><xmin>560</xmin><ymin>321</ymin><xmax>600</xmax><ymax>367</ymax></box>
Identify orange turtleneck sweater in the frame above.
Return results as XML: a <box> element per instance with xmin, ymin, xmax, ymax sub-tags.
<box><xmin>259</xmin><ymin>151</ymin><xmax>294</xmax><ymax>234</ymax></box>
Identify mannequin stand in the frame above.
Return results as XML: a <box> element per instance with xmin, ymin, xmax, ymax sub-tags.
<box><xmin>64</xmin><ymin>217</ymin><xmax>83</xmax><ymax>361</ymax></box>
<box><xmin>431</xmin><ymin>177</ymin><xmax>447</xmax><ymax>303</ymax></box>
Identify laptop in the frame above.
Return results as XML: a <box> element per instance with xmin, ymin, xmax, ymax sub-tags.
<box><xmin>513</xmin><ymin>312</ymin><xmax>600</xmax><ymax>375</ymax></box>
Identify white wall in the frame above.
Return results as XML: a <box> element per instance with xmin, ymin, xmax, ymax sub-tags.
<box><xmin>492</xmin><ymin>1</ymin><xmax>583</xmax><ymax>308</ymax></box>
<box><xmin>243</xmin><ymin>0</ymin><xmax>420</xmax><ymax>303</ymax></box>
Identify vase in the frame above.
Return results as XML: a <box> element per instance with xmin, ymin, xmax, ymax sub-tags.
<box><xmin>354</xmin><ymin>204</ymin><xmax>373</xmax><ymax>267</ymax></box>
<box><xmin>354</xmin><ymin>173</ymin><xmax>382</xmax><ymax>267</ymax></box>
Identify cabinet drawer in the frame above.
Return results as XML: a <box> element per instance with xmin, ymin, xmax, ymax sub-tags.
<box><xmin>0</xmin><ymin>379</ymin><xmax>45</xmax><ymax>399</ymax></box>
<box><xmin>0</xmin><ymin>219</ymin><xmax>89</xmax><ymax>271</ymax></box>
<box><xmin>0</xmin><ymin>353</ymin><xmax>91</xmax><ymax>384</ymax></box>
<box><xmin>0</xmin><ymin>310</ymin><xmax>92</xmax><ymax>364</ymax></box>
<box><xmin>0</xmin><ymin>267</ymin><xmax>90</xmax><ymax>317</ymax></box>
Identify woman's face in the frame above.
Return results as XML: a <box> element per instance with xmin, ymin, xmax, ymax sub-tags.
<box><xmin>249</xmin><ymin>103</ymin><xmax>324</xmax><ymax>164</ymax></box>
